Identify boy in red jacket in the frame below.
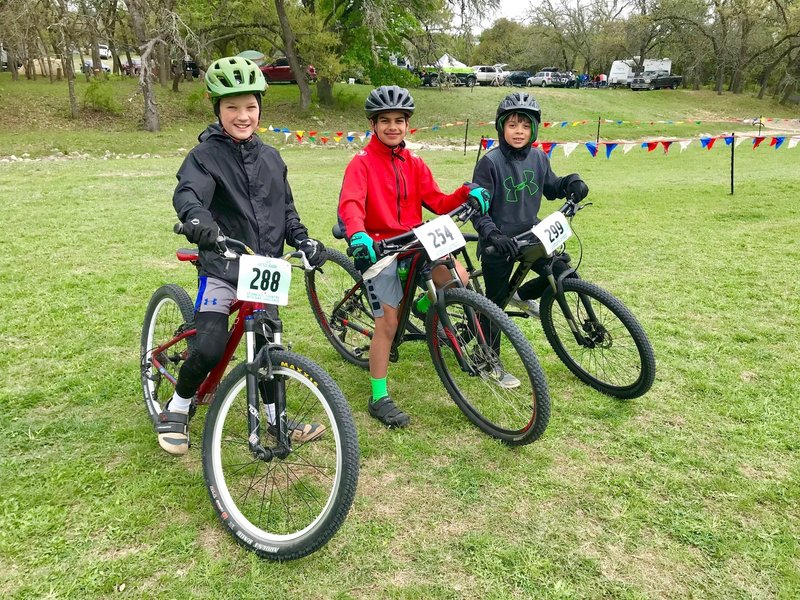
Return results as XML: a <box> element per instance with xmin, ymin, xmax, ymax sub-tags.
<box><xmin>338</xmin><ymin>85</ymin><xmax>490</xmax><ymax>428</ymax></box>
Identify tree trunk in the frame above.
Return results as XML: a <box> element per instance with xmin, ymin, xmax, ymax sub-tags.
<box><xmin>9</xmin><ymin>48</ymin><xmax>19</xmax><ymax>81</ymax></box>
<box><xmin>317</xmin><ymin>76</ymin><xmax>334</xmax><ymax>106</ymax></box>
<box><xmin>157</xmin><ymin>43</ymin><xmax>169</xmax><ymax>87</ymax></box>
<box><xmin>172</xmin><ymin>70</ymin><xmax>182</xmax><ymax>92</ymax></box>
<box><xmin>274</xmin><ymin>0</ymin><xmax>312</xmax><ymax>111</ymax></box>
<box><xmin>127</xmin><ymin>0</ymin><xmax>161</xmax><ymax>131</ymax></box>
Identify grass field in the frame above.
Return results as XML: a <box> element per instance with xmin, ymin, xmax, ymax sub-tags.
<box><xmin>1</xmin><ymin>78</ymin><xmax>799</xmax><ymax>598</ymax></box>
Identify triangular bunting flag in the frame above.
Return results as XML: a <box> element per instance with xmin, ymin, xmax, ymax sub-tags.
<box><xmin>605</xmin><ymin>143</ymin><xmax>618</xmax><ymax>159</ymax></box>
<box><xmin>562</xmin><ymin>142</ymin><xmax>578</xmax><ymax>157</ymax></box>
<box><xmin>542</xmin><ymin>122</ymin><xmax>551</xmax><ymax>128</ymax></box>
<box><xmin>281</xmin><ymin>127</ymin><xmax>291</xmax><ymax>133</ymax></box>
<box><xmin>679</xmin><ymin>140</ymin><xmax>692</xmax><ymax>152</ymax></box>
<box><xmin>735</xmin><ymin>136</ymin><xmax>746</xmax><ymax>148</ymax></box>
<box><xmin>700</xmin><ymin>137</ymin><xmax>716</xmax><ymax>150</ymax></box>
<box><xmin>541</xmin><ymin>142</ymin><xmax>556</xmax><ymax>157</ymax></box>
<box><xmin>724</xmin><ymin>136</ymin><xmax>734</xmax><ymax>145</ymax></box>
<box><xmin>561</xmin><ymin>121</ymin><xmax>568</xmax><ymax>127</ymax></box>
<box><xmin>770</xmin><ymin>136</ymin><xmax>785</xmax><ymax>149</ymax></box>
<box><xmin>753</xmin><ymin>136</ymin><xmax>765</xmax><ymax>149</ymax></box>
<box><xmin>486</xmin><ymin>139</ymin><xmax>495</xmax><ymax>149</ymax></box>
<box><xmin>585</xmin><ymin>142</ymin><xmax>597</xmax><ymax>157</ymax></box>
<box><xmin>409</xmin><ymin>128</ymin><xmax>418</xmax><ymax>134</ymax></box>
<box><xmin>309</xmin><ymin>130</ymin><xmax>318</xmax><ymax>137</ymax></box>
<box><xmin>336</xmin><ymin>131</ymin><xmax>343</xmax><ymax>137</ymax></box>
<box><xmin>321</xmin><ymin>136</ymin><xmax>329</xmax><ymax>144</ymax></box>
<box><xmin>333</xmin><ymin>136</ymin><xmax>342</xmax><ymax>143</ymax></box>
<box><xmin>788</xmin><ymin>137</ymin><xmax>799</xmax><ymax>149</ymax></box>
<box><xmin>480</xmin><ymin>138</ymin><xmax>487</xmax><ymax>149</ymax></box>
<box><xmin>644</xmin><ymin>142</ymin><xmax>658</xmax><ymax>152</ymax></box>
<box><xmin>661</xmin><ymin>141</ymin><xmax>673</xmax><ymax>154</ymax></box>
<box><xmin>623</xmin><ymin>143</ymin><xmax>635</xmax><ymax>154</ymax></box>
<box><xmin>346</xmin><ymin>135</ymin><xmax>354</xmax><ymax>142</ymax></box>
<box><xmin>283</xmin><ymin>132</ymin><xmax>291</xmax><ymax>142</ymax></box>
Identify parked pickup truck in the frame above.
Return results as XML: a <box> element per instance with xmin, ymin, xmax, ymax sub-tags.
<box><xmin>630</xmin><ymin>70</ymin><xmax>682</xmax><ymax>90</ymax></box>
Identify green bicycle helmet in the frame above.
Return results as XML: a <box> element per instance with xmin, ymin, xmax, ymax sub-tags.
<box><xmin>205</xmin><ymin>56</ymin><xmax>266</xmax><ymax>100</ymax></box>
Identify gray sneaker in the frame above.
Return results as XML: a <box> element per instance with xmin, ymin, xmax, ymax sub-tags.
<box><xmin>508</xmin><ymin>292</ymin><xmax>540</xmax><ymax>318</ymax></box>
<box><xmin>486</xmin><ymin>366</ymin><xmax>521</xmax><ymax>389</ymax></box>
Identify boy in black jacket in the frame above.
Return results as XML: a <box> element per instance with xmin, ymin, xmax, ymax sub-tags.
<box><xmin>158</xmin><ymin>56</ymin><xmax>326</xmax><ymax>455</ymax></box>
<box><xmin>472</xmin><ymin>93</ymin><xmax>588</xmax><ymax>365</ymax></box>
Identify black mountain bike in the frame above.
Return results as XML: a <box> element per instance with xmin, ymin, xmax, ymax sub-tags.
<box><xmin>459</xmin><ymin>196</ymin><xmax>656</xmax><ymax>399</ymax></box>
<box><xmin>305</xmin><ymin>204</ymin><xmax>551</xmax><ymax>445</ymax></box>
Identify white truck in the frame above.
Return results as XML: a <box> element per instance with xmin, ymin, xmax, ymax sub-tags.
<box><xmin>608</xmin><ymin>58</ymin><xmax>672</xmax><ymax>87</ymax></box>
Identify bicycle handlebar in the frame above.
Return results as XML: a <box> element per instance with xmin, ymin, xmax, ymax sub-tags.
<box><xmin>174</xmin><ymin>223</ymin><xmax>314</xmax><ymax>271</ymax></box>
<box><xmin>482</xmin><ymin>193</ymin><xmax>589</xmax><ymax>256</ymax></box>
<box><xmin>346</xmin><ymin>202</ymin><xmax>477</xmax><ymax>259</ymax></box>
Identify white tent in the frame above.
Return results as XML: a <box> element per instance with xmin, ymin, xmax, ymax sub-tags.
<box><xmin>435</xmin><ymin>53</ymin><xmax>467</xmax><ymax>68</ymax></box>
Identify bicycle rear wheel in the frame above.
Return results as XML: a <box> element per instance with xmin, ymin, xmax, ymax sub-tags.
<box><xmin>203</xmin><ymin>351</ymin><xmax>359</xmax><ymax>560</ymax></box>
<box><xmin>426</xmin><ymin>287</ymin><xmax>550</xmax><ymax>445</ymax></box>
<box><xmin>305</xmin><ymin>248</ymin><xmax>372</xmax><ymax>369</ymax></box>
<box><xmin>540</xmin><ymin>278</ymin><xmax>655</xmax><ymax>399</ymax></box>
<box><xmin>140</xmin><ymin>284</ymin><xmax>195</xmax><ymax>423</ymax></box>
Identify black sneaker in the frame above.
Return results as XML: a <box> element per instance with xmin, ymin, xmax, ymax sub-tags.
<box><xmin>368</xmin><ymin>396</ymin><xmax>410</xmax><ymax>428</ymax></box>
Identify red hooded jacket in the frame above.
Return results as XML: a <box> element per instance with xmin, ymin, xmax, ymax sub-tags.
<box><xmin>338</xmin><ymin>136</ymin><xmax>470</xmax><ymax>241</ymax></box>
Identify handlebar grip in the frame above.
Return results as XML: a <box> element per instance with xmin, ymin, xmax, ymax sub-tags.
<box><xmin>483</xmin><ymin>245</ymin><xmax>497</xmax><ymax>256</ymax></box>
<box><xmin>173</xmin><ymin>222</ymin><xmax>184</xmax><ymax>234</ymax></box>
<box><xmin>346</xmin><ymin>246</ymin><xmax>353</xmax><ymax>257</ymax></box>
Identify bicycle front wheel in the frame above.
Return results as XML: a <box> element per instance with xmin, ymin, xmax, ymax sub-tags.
<box><xmin>140</xmin><ymin>284</ymin><xmax>195</xmax><ymax>423</ymax></box>
<box><xmin>305</xmin><ymin>248</ymin><xmax>372</xmax><ymax>369</ymax></box>
<box><xmin>426</xmin><ymin>288</ymin><xmax>551</xmax><ymax>445</ymax></box>
<box><xmin>203</xmin><ymin>351</ymin><xmax>359</xmax><ymax>560</ymax></box>
<box><xmin>540</xmin><ymin>278</ymin><xmax>655</xmax><ymax>399</ymax></box>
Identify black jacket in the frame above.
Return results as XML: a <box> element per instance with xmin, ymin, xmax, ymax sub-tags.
<box><xmin>173</xmin><ymin>124</ymin><xmax>308</xmax><ymax>285</ymax></box>
<box><xmin>471</xmin><ymin>139</ymin><xmax>570</xmax><ymax>239</ymax></box>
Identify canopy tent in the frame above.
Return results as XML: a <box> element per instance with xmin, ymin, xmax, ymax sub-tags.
<box><xmin>237</xmin><ymin>50</ymin><xmax>267</xmax><ymax>66</ymax></box>
<box><xmin>435</xmin><ymin>53</ymin><xmax>467</xmax><ymax>68</ymax></box>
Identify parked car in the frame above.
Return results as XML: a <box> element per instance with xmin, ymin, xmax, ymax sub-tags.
<box><xmin>630</xmin><ymin>70</ymin><xmax>682</xmax><ymax>90</ymax></box>
<box><xmin>98</xmin><ymin>44</ymin><xmax>110</xmax><ymax>59</ymax></box>
<box><xmin>122</xmin><ymin>59</ymin><xmax>141</xmax><ymax>76</ymax></box>
<box><xmin>260</xmin><ymin>57</ymin><xmax>317</xmax><ymax>83</ymax></box>
<box><xmin>82</xmin><ymin>60</ymin><xmax>111</xmax><ymax>74</ymax></box>
<box><xmin>472</xmin><ymin>65</ymin><xmax>508</xmax><ymax>86</ymax></box>
<box><xmin>527</xmin><ymin>70</ymin><xmax>561</xmax><ymax>87</ymax></box>
<box><xmin>503</xmin><ymin>71</ymin><xmax>532</xmax><ymax>87</ymax></box>
<box><xmin>559</xmin><ymin>71</ymin><xmax>578</xmax><ymax>88</ymax></box>
<box><xmin>418</xmin><ymin>67</ymin><xmax>476</xmax><ymax>87</ymax></box>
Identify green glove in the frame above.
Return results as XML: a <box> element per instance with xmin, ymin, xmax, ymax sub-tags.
<box><xmin>465</xmin><ymin>184</ymin><xmax>491</xmax><ymax>215</ymax></box>
<box><xmin>349</xmin><ymin>231</ymin><xmax>376</xmax><ymax>273</ymax></box>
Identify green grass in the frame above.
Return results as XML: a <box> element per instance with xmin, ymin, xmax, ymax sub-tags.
<box><xmin>1</xmin><ymin>80</ymin><xmax>799</xmax><ymax>598</ymax></box>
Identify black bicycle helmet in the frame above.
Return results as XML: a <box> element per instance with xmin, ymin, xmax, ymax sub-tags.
<box><xmin>495</xmin><ymin>92</ymin><xmax>542</xmax><ymax>139</ymax></box>
<box><xmin>365</xmin><ymin>85</ymin><xmax>415</xmax><ymax>119</ymax></box>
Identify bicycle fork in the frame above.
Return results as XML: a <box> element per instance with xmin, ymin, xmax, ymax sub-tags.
<box><xmin>244</xmin><ymin>314</ymin><xmax>290</xmax><ymax>460</ymax></box>
<box><xmin>546</xmin><ymin>271</ymin><xmax>602</xmax><ymax>348</ymax></box>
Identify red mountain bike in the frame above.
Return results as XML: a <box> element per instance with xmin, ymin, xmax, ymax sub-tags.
<box><xmin>140</xmin><ymin>230</ymin><xmax>359</xmax><ymax>560</ymax></box>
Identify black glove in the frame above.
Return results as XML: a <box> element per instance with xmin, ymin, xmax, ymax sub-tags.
<box><xmin>297</xmin><ymin>237</ymin><xmax>327</xmax><ymax>268</ymax></box>
<box><xmin>561</xmin><ymin>174</ymin><xmax>589</xmax><ymax>202</ymax></box>
<box><xmin>181</xmin><ymin>217</ymin><xmax>220</xmax><ymax>250</ymax></box>
<box><xmin>486</xmin><ymin>230</ymin><xmax>518</xmax><ymax>258</ymax></box>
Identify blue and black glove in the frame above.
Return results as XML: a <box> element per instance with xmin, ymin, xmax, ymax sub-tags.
<box><xmin>561</xmin><ymin>174</ymin><xmax>589</xmax><ymax>202</ymax></box>
<box><xmin>464</xmin><ymin>183</ymin><xmax>491</xmax><ymax>215</ymax></box>
<box><xmin>181</xmin><ymin>217</ymin><xmax>220</xmax><ymax>250</ymax></box>
<box><xmin>349</xmin><ymin>231</ymin><xmax>376</xmax><ymax>274</ymax></box>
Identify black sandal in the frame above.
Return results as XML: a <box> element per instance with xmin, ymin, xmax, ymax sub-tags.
<box><xmin>156</xmin><ymin>410</ymin><xmax>190</xmax><ymax>455</ymax></box>
<box><xmin>368</xmin><ymin>396</ymin><xmax>410</xmax><ymax>428</ymax></box>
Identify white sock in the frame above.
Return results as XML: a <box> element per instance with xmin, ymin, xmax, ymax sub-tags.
<box><xmin>169</xmin><ymin>392</ymin><xmax>192</xmax><ymax>413</ymax></box>
<box><xmin>512</xmin><ymin>291</ymin><xmax>522</xmax><ymax>302</ymax></box>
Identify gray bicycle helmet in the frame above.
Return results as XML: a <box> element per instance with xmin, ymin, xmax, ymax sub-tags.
<box><xmin>495</xmin><ymin>92</ymin><xmax>542</xmax><ymax>140</ymax></box>
<box><xmin>365</xmin><ymin>85</ymin><xmax>415</xmax><ymax>119</ymax></box>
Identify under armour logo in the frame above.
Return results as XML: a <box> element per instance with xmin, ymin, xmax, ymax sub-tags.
<box><xmin>203</xmin><ymin>298</ymin><xmax>218</xmax><ymax>306</ymax></box>
<box><xmin>503</xmin><ymin>170</ymin><xmax>539</xmax><ymax>203</ymax></box>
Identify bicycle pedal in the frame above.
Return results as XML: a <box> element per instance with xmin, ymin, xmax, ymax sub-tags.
<box><xmin>389</xmin><ymin>348</ymin><xmax>399</xmax><ymax>363</ymax></box>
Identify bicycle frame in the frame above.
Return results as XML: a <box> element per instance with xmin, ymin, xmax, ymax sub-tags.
<box><xmin>456</xmin><ymin>211</ymin><xmax>606</xmax><ymax>349</ymax></box>
<box><xmin>145</xmin><ymin>249</ymin><xmax>296</xmax><ymax>456</ymax></box>
<box><xmin>331</xmin><ymin>240</ymin><xmax>491</xmax><ymax>376</ymax></box>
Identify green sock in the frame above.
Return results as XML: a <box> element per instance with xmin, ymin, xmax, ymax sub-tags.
<box><xmin>415</xmin><ymin>294</ymin><xmax>431</xmax><ymax>315</ymax></box>
<box><xmin>371</xmin><ymin>377</ymin><xmax>388</xmax><ymax>402</ymax></box>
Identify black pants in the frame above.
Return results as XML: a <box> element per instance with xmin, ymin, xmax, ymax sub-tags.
<box><xmin>481</xmin><ymin>252</ymin><xmax>572</xmax><ymax>308</ymax></box>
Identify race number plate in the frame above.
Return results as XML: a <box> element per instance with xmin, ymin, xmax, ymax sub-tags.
<box><xmin>414</xmin><ymin>215</ymin><xmax>466</xmax><ymax>260</ymax></box>
<box><xmin>237</xmin><ymin>255</ymin><xmax>292</xmax><ymax>305</ymax></box>
<box><xmin>532</xmin><ymin>211</ymin><xmax>572</xmax><ymax>255</ymax></box>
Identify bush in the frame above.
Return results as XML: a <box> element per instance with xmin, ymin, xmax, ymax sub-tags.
<box><xmin>82</xmin><ymin>80</ymin><xmax>122</xmax><ymax>114</ymax></box>
<box><xmin>367</xmin><ymin>64</ymin><xmax>421</xmax><ymax>88</ymax></box>
<box><xmin>186</xmin><ymin>86</ymin><xmax>210</xmax><ymax>116</ymax></box>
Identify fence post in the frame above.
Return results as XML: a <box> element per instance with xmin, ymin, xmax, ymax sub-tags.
<box><xmin>730</xmin><ymin>132</ymin><xmax>735</xmax><ymax>195</ymax></box>
<box><xmin>464</xmin><ymin>119</ymin><xmax>470</xmax><ymax>156</ymax></box>
<box><xmin>476</xmin><ymin>136</ymin><xmax>484</xmax><ymax>166</ymax></box>
<box><xmin>596</xmin><ymin>117</ymin><xmax>601</xmax><ymax>145</ymax></box>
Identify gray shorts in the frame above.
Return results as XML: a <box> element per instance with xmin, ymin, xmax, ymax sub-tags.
<box><xmin>364</xmin><ymin>260</ymin><xmax>403</xmax><ymax>318</ymax></box>
<box><xmin>194</xmin><ymin>276</ymin><xmax>236</xmax><ymax>314</ymax></box>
